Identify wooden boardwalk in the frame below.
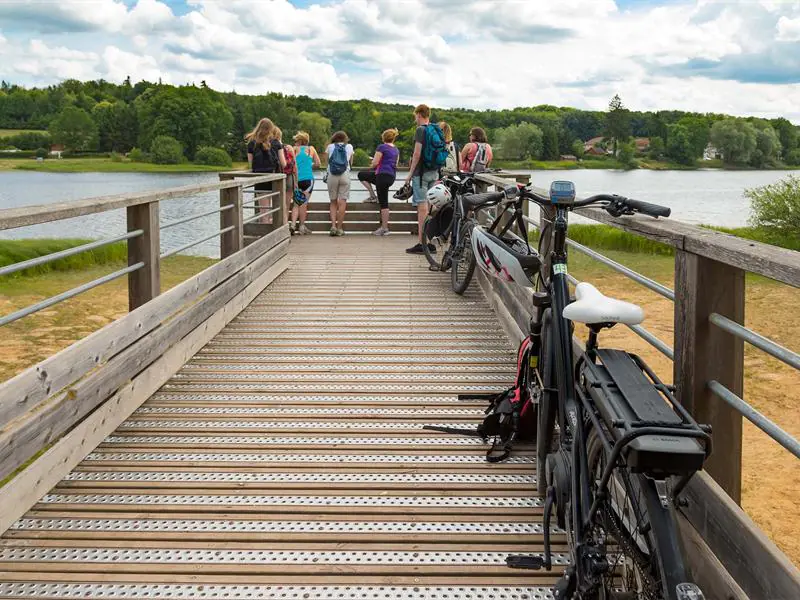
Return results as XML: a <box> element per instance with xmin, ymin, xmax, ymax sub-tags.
<box><xmin>0</xmin><ymin>235</ymin><xmax>563</xmax><ymax>599</ymax></box>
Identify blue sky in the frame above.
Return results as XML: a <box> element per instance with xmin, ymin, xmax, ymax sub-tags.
<box><xmin>0</xmin><ymin>0</ymin><xmax>798</xmax><ymax>122</ymax></box>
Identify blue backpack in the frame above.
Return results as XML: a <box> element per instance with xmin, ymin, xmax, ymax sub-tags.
<box><xmin>422</xmin><ymin>124</ymin><xmax>448</xmax><ymax>170</ymax></box>
<box><xmin>329</xmin><ymin>143</ymin><xmax>349</xmax><ymax>175</ymax></box>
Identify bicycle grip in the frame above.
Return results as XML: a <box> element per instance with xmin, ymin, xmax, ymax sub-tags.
<box><xmin>624</xmin><ymin>198</ymin><xmax>671</xmax><ymax>218</ymax></box>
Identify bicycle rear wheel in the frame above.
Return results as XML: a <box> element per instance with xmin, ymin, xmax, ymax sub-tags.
<box><xmin>451</xmin><ymin>220</ymin><xmax>476</xmax><ymax>295</ymax></box>
<box><xmin>587</xmin><ymin>428</ymin><xmax>686</xmax><ymax>600</ymax></box>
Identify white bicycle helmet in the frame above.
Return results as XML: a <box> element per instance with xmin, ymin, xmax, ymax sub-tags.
<box><xmin>425</xmin><ymin>182</ymin><xmax>452</xmax><ymax>210</ymax></box>
<box><xmin>471</xmin><ymin>226</ymin><xmax>541</xmax><ymax>288</ymax></box>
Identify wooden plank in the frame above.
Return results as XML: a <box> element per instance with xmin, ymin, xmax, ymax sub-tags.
<box><xmin>0</xmin><ymin>241</ymin><xmax>288</xmax><ymax>483</ymax></box>
<box><xmin>126</xmin><ymin>202</ymin><xmax>160</xmax><ymax>311</ymax></box>
<box><xmin>680</xmin><ymin>472</ymin><xmax>800</xmax><ymax>600</ymax></box>
<box><xmin>0</xmin><ymin>175</ymin><xmax>282</xmax><ymax>230</ymax></box>
<box><xmin>673</xmin><ymin>250</ymin><xmax>744</xmax><ymax>501</ymax></box>
<box><xmin>0</xmin><ymin>257</ymin><xmax>290</xmax><ymax>535</ymax></box>
<box><xmin>219</xmin><ymin>186</ymin><xmax>243</xmax><ymax>259</ymax></box>
<box><xmin>0</xmin><ymin>226</ymin><xmax>289</xmax><ymax>428</ymax></box>
<box><xmin>476</xmin><ymin>271</ymin><xmax>525</xmax><ymax>346</ymax></box>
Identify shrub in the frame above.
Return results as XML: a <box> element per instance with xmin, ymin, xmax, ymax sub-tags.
<box><xmin>0</xmin><ymin>150</ymin><xmax>36</xmax><ymax>158</ymax></box>
<box><xmin>617</xmin><ymin>141</ymin><xmax>637</xmax><ymax>169</ymax></box>
<box><xmin>194</xmin><ymin>146</ymin><xmax>232</xmax><ymax>167</ymax></box>
<box><xmin>128</xmin><ymin>147</ymin><xmax>148</xmax><ymax>162</ymax></box>
<box><xmin>150</xmin><ymin>135</ymin><xmax>184</xmax><ymax>164</ymax></box>
<box><xmin>352</xmin><ymin>148</ymin><xmax>371</xmax><ymax>167</ymax></box>
<box><xmin>785</xmin><ymin>149</ymin><xmax>800</xmax><ymax>166</ymax></box>
<box><xmin>4</xmin><ymin>131</ymin><xmax>51</xmax><ymax>150</ymax></box>
<box><xmin>35</xmin><ymin>147</ymin><xmax>49</xmax><ymax>159</ymax></box>
<box><xmin>746</xmin><ymin>175</ymin><xmax>800</xmax><ymax>233</ymax></box>
<box><xmin>110</xmin><ymin>151</ymin><xmax>124</xmax><ymax>163</ymax></box>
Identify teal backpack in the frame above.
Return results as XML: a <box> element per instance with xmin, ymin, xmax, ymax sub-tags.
<box><xmin>422</xmin><ymin>124</ymin><xmax>448</xmax><ymax>171</ymax></box>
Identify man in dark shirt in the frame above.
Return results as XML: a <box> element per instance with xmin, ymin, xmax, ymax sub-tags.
<box><xmin>404</xmin><ymin>104</ymin><xmax>439</xmax><ymax>254</ymax></box>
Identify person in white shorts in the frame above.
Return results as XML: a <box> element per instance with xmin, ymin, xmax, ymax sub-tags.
<box><xmin>325</xmin><ymin>131</ymin><xmax>354</xmax><ymax>236</ymax></box>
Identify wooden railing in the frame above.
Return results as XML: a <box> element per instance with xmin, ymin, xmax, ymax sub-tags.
<box><xmin>0</xmin><ymin>177</ymin><xmax>290</xmax><ymax>532</ymax></box>
<box><xmin>473</xmin><ymin>172</ymin><xmax>800</xmax><ymax>600</ymax></box>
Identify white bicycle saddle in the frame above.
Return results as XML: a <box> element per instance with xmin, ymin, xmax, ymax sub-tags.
<box><xmin>562</xmin><ymin>282</ymin><xmax>644</xmax><ymax>326</ymax></box>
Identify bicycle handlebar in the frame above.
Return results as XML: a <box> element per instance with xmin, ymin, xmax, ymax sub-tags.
<box><xmin>518</xmin><ymin>189</ymin><xmax>671</xmax><ymax>219</ymax></box>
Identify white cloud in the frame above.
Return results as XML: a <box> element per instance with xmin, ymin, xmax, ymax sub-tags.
<box><xmin>1</xmin><ymin>0</ymin><xmax>799</xmax><ymax>123</ymax></box>
<box><xmin>777</xmin><ymin>15</ymin><xmax>800</xmax><ymax>41</ymax></box>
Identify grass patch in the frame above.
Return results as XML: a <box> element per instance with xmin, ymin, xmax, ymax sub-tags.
<box><xmin>0</xmin><ymin>128</ymin><xmax>47</xmax><ymax>138</ymax></box>
<box><xmin>3</xmin><ymin>157</ymin><xmax>248</xmax><ymax>173</ymax></box>
<box><xmin>0</xmin><ymin>239</ymin><xmax>129</xmax><ymax>278</ymax></box>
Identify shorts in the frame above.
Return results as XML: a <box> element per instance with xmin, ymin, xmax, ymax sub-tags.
<box><xmin>294</xmin><ymin>179</ymin><xmax>314</xmax><ymax>206</ymax></box>
<box><xmin>411</xmin><ymin>169</ymin><xmax>439</xmax><ymax>207</ymax></box>
<box><xmin>326</xmin><ymin>172</ymin><xmax>350</xmax><ymax>201</ymax></box>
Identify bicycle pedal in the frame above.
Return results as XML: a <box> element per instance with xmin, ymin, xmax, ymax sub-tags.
<box><xmin>505</xmin><ymin>554</ymin><xmax>545</xmax><ymax>570</ymax></box>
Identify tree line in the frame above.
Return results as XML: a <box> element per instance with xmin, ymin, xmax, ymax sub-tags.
<box><xmin>1</xmin><ymin>79</ymin><xmax>798</xmax><ymax>168</ymax></box>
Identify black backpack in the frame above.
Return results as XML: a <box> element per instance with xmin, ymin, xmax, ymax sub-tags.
<box><xmin>253</xmin><ymin>141</ymin><xmax>279</xmax><ymax>173</ymax></box>
<box><xmin>425</xmin><ymin>336</ymin><xmax>536</xmax><ymax>462</ymax></box>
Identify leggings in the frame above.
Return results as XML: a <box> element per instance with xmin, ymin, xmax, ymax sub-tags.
<box><xmin>358</xmin><ymin>170</ymin><xmax>396</xmax><ymax>209</ymax></box>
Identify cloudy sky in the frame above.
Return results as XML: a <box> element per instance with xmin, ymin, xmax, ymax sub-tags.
<box><xmin>0</xmin><ymin>0</ymin><xmax>799</xmax><ymax>121</ymax></box>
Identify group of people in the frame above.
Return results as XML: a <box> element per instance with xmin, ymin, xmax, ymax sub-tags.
<box><xmin>244</xmin><ymin>104</ymin><xmax>493</xmax><ymax>250</ymax></box>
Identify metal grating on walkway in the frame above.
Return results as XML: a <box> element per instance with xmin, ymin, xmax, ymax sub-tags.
<box><xmin>0</xmin><ymin>235</ymin><xmax>562</xmax><ymax>598</ymax></box>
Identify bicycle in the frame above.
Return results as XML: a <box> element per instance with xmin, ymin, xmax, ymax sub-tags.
<box><xmin>420</xmin><ymin>172</ymin><xmax>477</xmax><ymax>272</ymax></box>
<box><xmin>469</xmin><ymin>181</ymin><xmax>711</xmax><ymax>600</ymax></box>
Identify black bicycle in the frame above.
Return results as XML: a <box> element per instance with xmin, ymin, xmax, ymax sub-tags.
<box><xmin>470</xmin><ymin>182</ymin><xmax>710</xmax><ymax>600</ymax></box>
<box><xmin>421</xmin><ymin>172</ymin><xmax>477</xmax><ymax>272</ymax></box>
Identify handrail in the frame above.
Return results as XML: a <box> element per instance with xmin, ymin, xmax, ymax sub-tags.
<box><xmin>161</xmin><ymin>204</ymin><xmax>234</xmax><ymax>230</ymax></box>
<box><xmin>710</xmin><ymin>312</ymin><xmax>800</xmax><ymax>371</ymax></box>
<box><xmin>0</xmin><ymin>230</ymin><xmax>143</xmax><ymax>277</ymax></box>
<box><xmin>159</xmin><ymin>226</ymin><xmax>236</xmax><ymax>260</ymax></box>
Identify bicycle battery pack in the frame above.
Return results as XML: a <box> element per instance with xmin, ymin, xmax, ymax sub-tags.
<box><xmin>583</xmin><ymin>349</ymin><xmax>705</xmax><ymax>476</ymax></box>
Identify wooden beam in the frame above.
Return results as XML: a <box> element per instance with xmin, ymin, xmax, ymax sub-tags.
<box><xmin>0</xmin><ymin>257</ymin><xmax>290</xmax><ymax>535</ymax></box>
<box><xmin>674</xmin><ymin>250</ymin><xmax>744</xmax><ymax>501</ymax></box>
<box><xmin>680</xmin><ymin>472</ymin><xmax>800</xmax><ymax>600</ymax></box>
<box><xmin>126</xmin><ymin>202</ymin><xmax>160</xmax><ymax>311</ymax></box>
<box><xmin>220</xmin><ymin>186</ymin><xmax>244</xmax><ymax>259</ymax></box>
<box><xmin>0</xmin><ymin>226</ymin><xmax>289</xmax><ymax>428</ymax></box>
<box><xmin>0</xmin><ymin>241</ymin><xmax>288</xmax><ymax>482</ymax></box>
<box><xmin>0</xmin><ymin>176</ymin><xmax>282</xmax><ymax>231</ymax></box>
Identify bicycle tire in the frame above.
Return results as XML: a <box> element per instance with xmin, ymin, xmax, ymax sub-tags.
<box><xmin>451</xmin><ymin>220</ymin><xmax>476</xmax><ymax>294</ymax></box>
<box><xmin>421</xmin><ymin>215</ymin><xmax>441</xmax><ymax>271</ymax></box>
<box><xmin>587</xmin><ymin>427</ymin><xmax>675</xmax><ymax>600</ymax></box>
<box><xmin>535</xmin><ymin>309</ymin><xmax>557</xmax><ymax>496</ymax></box>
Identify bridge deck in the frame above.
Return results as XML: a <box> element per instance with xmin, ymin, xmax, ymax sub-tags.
<box><xmin>0</xmin><ymin>236</ymin><xmax>562</xmax><ymax>599</ymax></box>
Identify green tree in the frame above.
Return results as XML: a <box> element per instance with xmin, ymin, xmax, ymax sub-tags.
<box><xmin>570</xmin><ymin>139</ymin><xmax>585</xmax><ymax>159</ymax></box>
<box><xmin>676</xmin><ymin>115</ymin><xmax>710</xmax><ymax>159</ymax></box>
<box><xmin>710</xmin><ymin>119</ymin><xmax>757</xmax><ymax>165</ymax></box>
<box><xmin>150</xmin><ymin>135</ymin><xmax>183</xmax><ymax>164</ymax></box>
<box><xmin>648</xmin><ymin>136</ymin><xmax>665</xmax><ymax>160</ymax></box>
<box><xmin>746</xmin><ymin>175</ymin><xmax>800</xmax><ymax>233</ymax></box>
<box><xmin>194</xmin><ymin>146</ymin><xmax>232</xmax><ymax>167</ymax></box>
<box><xmin>352</xmin><ymin>148</ymin><xmax>371</xmax><ymax>167</ymax></box>
<box><xmin>666</xmin><ymin>124</ymin><xmax>695</xmax><ymax>165</ymax></box>
<box><xmin>92</xmin><ymin>101</ymin><xmax>115</xmax><ymax>152</ymax></box>
<box><xmin>785</xmin><ymin>149</ymin><xmax>800</xmax><ymax>166</ymax></box>
<box><xmin>494</xmin><ymin>122</ymin><xmax>543</xmax><ymax>160</ymax></box>
<box><xmin>135</xmin><ymin>86</ymin><xmax>232</xmax><ymax>159</ymax></box>
<box><xmin>541</xmin><ymin>127</ymin><xmax>560</xmax><ymax>161</ymax></box>
<box><xmin>617</xmin><ymin>141</ymin><xmax>637</xmax><ymax>169</ymax></box>
<box><xmin>605</xmin><ymin>94</ymin><xmax>631</xmax><ymax>156</ymax></box>
<box><xmin>49</xmin><ymin>106</ymin><xmax>97</xmax><ymax>151</ymax></box>
<box><xmin>770</xmin><ymin>117</ymin><xmax>798</xmax><ymax>159</ymax></box>
<box><xmin>296</xmin><ymin>111</ymin><xmax>332</xmax><ymax>148</ymax></box>
<box><xmin>750</xmin><ymin>125</ymin><xmax>782</xmax><ymax>167</ymax></box>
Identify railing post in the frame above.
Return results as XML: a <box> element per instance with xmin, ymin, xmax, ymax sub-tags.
<box><xmin>274</xmin><ymin>176</ymin><xmax>287</xmax><ymax>228</ymax></box>
<box><xmin>674</xmin><ymin>250</ymin><xmax>745</xmax><ymax>502</ymax></box>
<box><xmin>220</xmin><ymin>184</ymin><xmax>243</xmax><ymax>259</ymax></box>
<box><xmin>126</xmin><ymin>201</ymin><xmax>160</xmax><ymax>311</ymax></box>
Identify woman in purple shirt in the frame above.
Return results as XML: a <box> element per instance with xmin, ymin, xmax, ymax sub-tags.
<box><xmin>358</xmin><ymin>128</ymin><xmax>400</xmax><ymax>236</ymax></box>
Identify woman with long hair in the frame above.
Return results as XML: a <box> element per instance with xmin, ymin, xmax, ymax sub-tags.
<box><xmin>460</xmin><ymin>126</ymin><xmax>493</xmax><ymax>172</ymax></box>
<box><xmin>325</xmin><ymin>130</ymin><xmax>354</xmax><ymax>236</ymax></box>
<box><xmin>439</xmin><ymin>121</ymin><xmax>459</xmax><ymax>172</ymax></box>
<box><xmin>291</xmin><ymin>130</ymin><xmax>321</xmax><ymax>235</ymax></box>
<box><xmin>245</xmin><ymin>118</ymin><xmax>286</xmax><ymax>224</ymax></box>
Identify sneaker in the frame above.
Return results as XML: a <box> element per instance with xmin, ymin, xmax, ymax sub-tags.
<box><xmin>336</xmin><ymin>228</ymin><xmax>345</xmax><ymax>236</ymax></box>
<box><xmin>289</xmin><ymin>223</ymin><xmax>296</xmax><ymax>236</ymax></box>
<box><xmin>329</xmin><ymin>227</ymin><xmax>337</xmax><ymax>237</ymax></box>
<box><xmin>406</xmin><ymin>243</ymin><xmax>425</xmax><ymax>254</ymax></box>
<box><xmin>299</xmin><ymin>225</ymin><xmax>311</xmax><ymax>235</ymax></box>
<box><xmin>373</xmin><ymin>227</ymin><xmax>390</xmax><ymax>236</ymax></box>
<box><xmin>364</xmin><ymin>194</ymin><xmax>378</xmax><ymax>204</ymax></box>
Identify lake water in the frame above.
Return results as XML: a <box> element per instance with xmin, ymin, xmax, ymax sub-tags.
<box><xmin>0</xmin><ymin>169</ymin><xmax>793</xmax><ymax>258</ymax></box>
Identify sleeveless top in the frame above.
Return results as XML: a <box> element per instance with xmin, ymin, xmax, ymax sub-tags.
<box><xmin>296</xmin><ymin>146</ymin><xmax>313</xmax><ymax>181</ymax></box>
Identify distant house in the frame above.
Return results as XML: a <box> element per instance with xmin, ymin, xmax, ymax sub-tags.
<box><xmin>634</xmin><ymin>137</ymin><xmax>650</xmax><ymax>153</ymax></box>
<box><xmin>560</xmin><ymin>154</ymin><xmax>578</xmax><ymax>162</ymax></box>
<box><xmin>50</xmin><ymin>144</ymin><xmax>64</xmax><ymax>158</ymax></box>
<box><xmin>583</xmin><ymin>136</ymin><xmax>612</xmax><ymax>156</ymax></box>
<box><xmin>703</xmin><ymin>143</ymin><xmax>721</xmax><ymax>161</ymax></box>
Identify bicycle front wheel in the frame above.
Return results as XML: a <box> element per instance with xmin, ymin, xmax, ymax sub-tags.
<box><xmin>451</xmin><ymin>220</ymin><xmax>477</xmax><ymax>295</ymax></box>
